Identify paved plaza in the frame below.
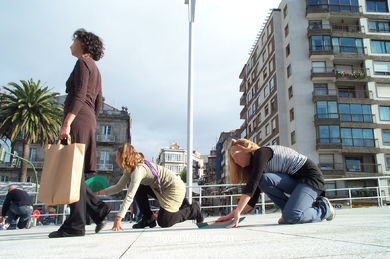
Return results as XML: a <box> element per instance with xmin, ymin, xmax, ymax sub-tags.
<box><xmin>0</xmin><ymin>206</ymin><xmax>389</xmax><ymax>259</ymax></box>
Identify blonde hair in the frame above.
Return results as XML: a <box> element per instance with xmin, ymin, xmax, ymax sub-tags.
<box><xmin>229</xmin><ymin>138</ymin><xmax>260</xmax><ymax>184</ymax></box>
<box><xmin>116</xmin><ymin>144</ymin><xmax>144</xmax><ymax>173</ymax></box>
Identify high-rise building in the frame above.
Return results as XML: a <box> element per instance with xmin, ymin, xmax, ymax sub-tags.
<box><xmin>239</xmin><ymin>0</ymin><xmax>390</xmax><ymax>194</ymax></box>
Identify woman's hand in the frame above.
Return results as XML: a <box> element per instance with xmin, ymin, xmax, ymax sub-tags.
<box><xmin>59</xmin><ymin>125</ymin><xmax>71</xmax><ymax>140</ymax></box>
<box><xmin>216</xmin><ymin>212</ymin><xmax>233</xmax><ymax>222</ymax></box>
<box><xmin>226</xmin><ymin>209</ymin><xmax>241</xmax><ymax>228</ymax></box>
<box><xmin>112</xmin><ymin>216</ymin><xmax>123</xmax><ymax>231</ymax></box>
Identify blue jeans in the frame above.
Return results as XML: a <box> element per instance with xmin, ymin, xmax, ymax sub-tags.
<box><xmin>260</xmin><ymin>173</ymin><xmax>329</xmax><ymax>224</ymax></box>
<box><xmin>6</xmin><ymin>204</ymin><xmax>33</xmax><ymax>229</ymax></box>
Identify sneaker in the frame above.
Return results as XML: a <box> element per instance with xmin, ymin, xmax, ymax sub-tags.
<box><xmin>278</xmin><ymin>217</ymin><xmax>287</xmax><ymax>224</ymax></box>
<box><xmin>132</xmin><ymin>218</ymin><xmax>157</xmax><ymax>229</ymax></box>
<box><xmin>7</xmin><ymin>225</ymin><xmax>17</xmax><ymax>230</ymax></box>
<box><xmin>95</xmin><ymin>208</ymin><xmax>111</xmax><ymax>233</ymax></box>
<box><xmin>319</xmin><ymin>197</ymin><xmax>335</xmax><ymax>221</ymax></box>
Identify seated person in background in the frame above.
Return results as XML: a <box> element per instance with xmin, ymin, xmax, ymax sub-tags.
<box><xmin>97</xmin><ymin>144</ymin><xmax>204</xmax><ymax>231</ymax></box>
<box><xmin>1</xmin><ymin>185</ymin><xmax>33</xmax><ymax>230</ymax></box>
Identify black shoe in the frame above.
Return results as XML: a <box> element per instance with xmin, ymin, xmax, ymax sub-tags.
<box><xmin>48</xmin><ymin>230</ymin><xmax>85</xmax><ymax>238</ymax></box>
<box><xmin>95</xmin><ymin>207</ymin><xmax>111</xmax><ymax>233</ymax></box>
<box><xmin>95</xmin><ymin>220</ymin><xmax>107</xmax><ymax>233</ymax></box>
<box><xmin>132</xmin><ymin>218</ymin><xmax>157</xmax><ymax>229</ymax></box>
<box><xmin>7</xmin><ymin>225</ymin><xmax>17</xmax><ymax>230</ymax></box>
<box><xmin>192</xmin><ymin>201</ymin><xmax>204</xmax><ymax>224</ymax></box>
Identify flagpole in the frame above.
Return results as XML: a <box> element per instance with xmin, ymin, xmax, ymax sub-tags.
<box><xmin>185</xmin><ymin>0</ymin><xmax>195</xmax><ymax>203</ymax></box>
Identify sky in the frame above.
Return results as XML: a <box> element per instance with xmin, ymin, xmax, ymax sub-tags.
<box><xmin>0</xmin><ymin>0</ymin><xmax>278</xmax><ymax>160</ymax></box>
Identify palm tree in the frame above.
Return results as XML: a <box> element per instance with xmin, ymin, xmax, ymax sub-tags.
<box><xmin>0</xmin><ymin>79</ymin><xmax>63</xmax><ymax>182</ymax></box>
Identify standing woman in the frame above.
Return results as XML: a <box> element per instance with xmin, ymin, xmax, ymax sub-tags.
<box><xmin>49</xmin><ymin>29</ymin><xmax>111</xmax><ymax>238</ymax></box>
<box><xmin>217</xmin><ymin>139</ymin><xmax>335</xmax><ymax>227</ymax></box>
<box><xmin>97</xmin><ymin>144</ymin><xmax>204</xmax><ymax>230</ymax></box>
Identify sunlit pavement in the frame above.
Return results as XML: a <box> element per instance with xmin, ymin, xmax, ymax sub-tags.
<box><xmin>1</xmin><ymin>206</ymin><xmax>389</xmax><ymax>259</ymax></box>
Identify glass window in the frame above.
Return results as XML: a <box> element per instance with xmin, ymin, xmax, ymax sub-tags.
<box><xmin>383</xmin><ymin>130</ymin><xmax>390</xmax><ymax>145</ymax></box>
<box><xmin>99</xmin><ymin>151</ymin><xmax>110</xmax><ymax>164</ymax></box>
<box><xmin>314</xmin><ymin>83</ymin><xmax>328</xmax><ymax>95</ymax></box>
<box><xmin>316</xmin><ymin>101</ymin><xmax>338</xmax><ymax>118</ymax></box>
<box><xmin>385</xmin><ymin>155</ymin><xmax>390</xmax><ymax>170</ymax></box>
<box><xmin>371</xmin><ymin>40</ymin><xmax>390</xmax><ymax>54</ymax></box>
<box><xmin>310</xmin><ymin>36</ymin><xmax>331</xmax><ymax>51</ymax></box>
<box><xmin>374</xmin><ymin>61</ymin><xmax>390</xmax><ymax>75</ymax></box>
<box><xmin>379</xmin><ymin>106</ymin><xmax>390</xmax><ymax>120</ymax></box>
<box><xmin>287</xmin><ymin>64</ymin><xmax>292</xmax><ymax>77</ymax></box>
<box><xmin>339</xmin><ymin>104</ymin><xmax>372</xmax><ymax>122</ymax></box>
<box><xmin>341</xmin><ymin>128</ymin><xmax>375</xmax><ymax>146</ymax></box>
<box><xmin>368</xmin><ymin>20</ymin><xmax>390</xmax><ymax>32</ymax></box>
<box><xmin>309</xmin><ymin>20</ymin><xmax>323</xmax><ymax>29</ymax></box>
<box><xmin>319</xmin><ymin>125</ymin><xmax>340</xmax><ymax>143</ymax></box>
<box><xmin>29</xmin><ymin>148</ymin><xmax>37</xmax><ymax>161</ymax></box>
<box><xmin>366</xmin><ymin>0</ymin><xmax>388</xmax><ymax>12</ymax></box>
<box><xmin>377</xmin><ymin>84</ymin><xmax>390</xmax><ymax>98</ymax></box>
<box><xmin>291</xmin><ymin>131</ymin><xmax>296</xmax><ymax>145</ymax></box>
<box><xmin>346</xmin><ymin>159</ymin><xmax>361</xmax><ymax>172</ymax></box>
<box><xmin>319</xmin><ymin>154</ymin><xmax>334</xmax><ymax>169</ymax></box>
<box><xmin>102</xmin><ymin>125</ymin><xmax>112</xmax><ymax>135</ymax></box>
<box><xmin>332</xmin><ymin>37</ymin><xmax>363</xmax><ymax>53</ymax></box>
<box><xmin>312</xmin><ymin>61</ymin><xmax>326</xmax><ymax>72</ymax></box>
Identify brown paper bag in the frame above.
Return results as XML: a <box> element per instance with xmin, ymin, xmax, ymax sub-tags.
<box><xmin>38</xmin><ymin>139</ymin><xmax>85</xmax><ymax>205</ymax></box>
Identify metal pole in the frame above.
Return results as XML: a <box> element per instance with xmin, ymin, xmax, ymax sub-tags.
<box><xmin>185</xmin><ymin>0</ymin><xmax>195</xmax><ymax>203</ymax></box>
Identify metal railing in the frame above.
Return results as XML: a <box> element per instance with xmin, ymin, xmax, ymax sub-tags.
<box><xmin>313</xmin><ymin>88</ymin><xmax>371</xmax><ymax>99</ymax></box>
<box><xmin>96</xmin><ymin>163</ymin><xmax>114</xmax><ymax>171</ymax></box>
<box><xmin>319</xmin><ymin>162</ymin><xmax>382</xmax><ymax>174</ymax></box>
<box><xmin>315</xmin><ymin>112</ymin><xmax>375</xmax><ymax>123</ymax></box>
<box><xmin>96</xmin><ymin>135</ymin><xmax>115</xmax><ymax>142</ymax></box>
<box><xmin>308</xmin><ymin>24</ymin><xmax>364</xmax><ymax>33</ymax></box>
<box><xmin>316</xmin><ymin>137</ymin><xmax>378</xmax><ymax>148</ymax></box>
<box><xmin>310</xmin><ymin>45</ymin><xmax>366</xmax><ymax>55</ymax></box>
<box><xmin>306</xmin><ymin>4</ymin><xmax>361</xmax><ymax>13</ymax></box>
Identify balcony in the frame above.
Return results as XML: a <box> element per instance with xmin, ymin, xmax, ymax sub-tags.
<box><xmin>240</xmin><ymin>106</ymin><xmax>247</xmax><ymax>120</ymax></box>
<box><xmin>335</xmin><ymin>69</ymin><xmax>367</xmax><ymax>80</ymax></box>
<box><xmin>316</xmin><ymin>138</ymin><xmax>379</xmax><ymax>151</ymax></box>
<box><xmin>306</xmin><ymin>4</ymin><xmax>362</xmax><ymax>18</ymax></box>
<box><xmin>308</xmin><ymin>24</ymin><xmax>363</xmax><ymax>35</ymax></box>
<box><xmin>310</xmin><ymin>46</ymin><xmax>366</xmax><ymax>58</ymax></box>
<box><xmin>239</xmin><ymin>80</ymin><xmax>246</xmax><ymax>92</ymax></box>
<box><xmin>96</xmin><ymin>135</ymin><xmax>115</xmax><ymax>143</ymax></box>
<box><xmin>240</xmin><ymin>93</ymin><xmax>246</xmax><ymax>106</ymax></box>
<box><xmin>315</xmin><ymin>113</ymin><xmax>375</xmax><ymax>123</ymax></box>
<box><xmin>319</xmin><ymin>162</ymin><xmax>382</xmax><ymax>174</ymax></box>
<box><xmin>312</xmin><ymin>88</ymin><xmax>371</xmax><ymax>101</ymax></box>
<box><xmin>27</xmin><ymin>161</ymin><xmax>44</xmax><ymax>169</ymax></box>
<box><xmin>96</xmin><ymin>163</ymin><xmax>113</xmax><ymax>172</ymax></box>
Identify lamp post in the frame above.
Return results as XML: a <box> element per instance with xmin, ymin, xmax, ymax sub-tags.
<box><xmin>184</xmin><ymin>0</ymin><xmax>196</xmax><ymax>203</ymax></box>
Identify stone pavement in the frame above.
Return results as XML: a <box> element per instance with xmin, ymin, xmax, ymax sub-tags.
<box><xmin>1</xmin><ymin>206</ymin><xmax>389</xmax><ymax>259</ymax></box>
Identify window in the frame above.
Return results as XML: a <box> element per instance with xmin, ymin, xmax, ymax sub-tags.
<box><xmin>0</xmin><ymin>176</ymin><xmax>9</xmax><ymax>182</ymax></box>
<box><xmin>272</xmin><ymin>138</ymin><xmax>278</xmax><ymax>145</ymax></box>
<box><xmin>283</xmin><ymin>4</ymin><xmax>288</xmax><ymax>18</ymax></box>
<box><xmin>345</xmin><ymin>158</ymin><xmax>362</xmax><ymax>172</ymax></box>
<box><xmin>271</xmin><ymin>97</ymin><xmax>277</xmax><ymax>113</ymax></box>
<box><xmin>269</xmin><ymin>76</ymin><xmax>275</xmax><ymax>92</ymax></box>
<box><xmin>288</xmin><ymin>86</ymin><xmax>293</xmax><ymax>99</ymax></box>
<box><xmin>291</xmin><ymin>131</ymin><xmax>296</xmax><ymax>145</ymax></box>
<box><xmin>339</xmin><ymin>104</ymin><xmax>372</xmax><ymax>122</ymax></box>
<box><xmin>318</xmin><ymin>125</ymin><xmax>340</xmax><ymax>143</ymax></box>
<box><xmin>269</xmin><ymin>58</ymin><xmax>275</xmax><ymax>72</ymax></box>
<box><xmin>263</xmin><ymin>69</ymin><xmax>268</xmax><ymax>80</ymax></box>
<box><xmin>290</xmin><ymin>108</ymin><xmax>295</xmax><ymax>121</ymax></box>
<box><xmin>268</xmin><ymin>41</ymin><xmax>274</xmax><ymax>54</ymax></box>
<box><xmin>165</xmin><ymin>153</ymin><xmax>183</xmax><ymax>162</ymax></box>
<box><xmin>102</xmin><ymin>125</ymin><xmax>112</xmax><ymax>135</ymax></box>
<box><xmin>284</xmin><ymin>24</ymin><xmax>289</xmax><ymax>37</ymax></box>
<box><xmin>379</xmin><ymin>106</ymin><xmax>390</xmax><ymax>120</ymax></box>
<box><xmin>382</xmin><ymin>130</ymin><xmax>390</xmax><ymax>145</ymax></box>
<box><xmin>265</xmin><ymin>124</ymin><xmax>270</xmax><ymax>135</ymax></box>
<box><xmin>99</xmin><ymin>151</ymin><xmax>110</xmax><ymax>164</ymax></box>
<box><xmin>314</xmin><ymin>83</ymin><xmax>328</xmax><ymax>96</ymax></box>
<box><xmin>386</xmin><ymin>155</ymin><xmax>390</xmax><ymax>171</ymax></box>
<box><xmin>310</xmin><ymin>35</ymin><xmax>331</xmax><ymax>51</ymax></box>
<box><xmin>316</xmin><ymin>101</ymin><xmax>338</xmax><ymax>118</ymax></box>
<box><xmin>267</xmin><ymin>21</ymin><xmax>273</xmax><ymax>36</ymax></box>
<box><xmin>341</xmin><ymin>128</ymin><xmax>375</xmax><ymax>147</ymax></box>
<box><xmin>309</xmin><ymin>20</ymin><xmax>322</xmax><ymax>29</ymax></box>
<box><xmin>368</xmin><ymin>20</ymin><xmax>390</xmax><ymax>32</ymax></box>
<box><xmin>374</xmin><ymin>61</ymin><xmax>390</xmax><ymax>75</ymax></box>
<box><xmin>312</xmin><ymin>61</ymin><xmax>326</xmax><ymax>72</ymax></box>
<box><xmin>319</xmin><ymin>154</ymin><xmax>335</xmax><ymax>170</ymax></box>
<box><xmin>286</xmin><ymin>44</ymin><xmax>290</xmax><ymax>57</ymax></box>
<box><xmin>371</xmin><ymin>40</ymin><xmax>390</xmax><ymax>54</ymax></box>
<box><xmin>264</xmin><ymin>84</ymin><xmax>270</xmax><ymax>98</ymax></box>
<box><xmin>377</xmin><ymin>84</ymin><xmax>390</xmax><ymax>98</ymax></box>
<box><xmin>29</xmin><ymin>148</ymin><xmax>36</xmax><ymax>161</ymax></box>
<box><xmin>264</xmin><ymin>104</ymin><xmax>269</xmax><ymax>116</ymax></box>
<box><xmin>332</xmin><ymin>37</ymin><xmax>363</xmax><ymax>54</ymax></box>
<box><xmin>329</xmin><ymin>0</ymin><xmax>359</xmax><ymax>12</ymax></box>
<box><xmin>271</xmin><ymin>118</ymin><xmax>277</xmax><ymax>129</ymax></box>
<box><xmin>366</xmin><ymin>0</ymin><xmax>388</xmax><ymax>12</ymax></box>
<box><xmin>287</xmin><ymin>64</ymin><xmax>291</xmax><ymax>78</ymax></box>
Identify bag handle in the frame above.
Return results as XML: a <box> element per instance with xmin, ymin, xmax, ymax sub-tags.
<box><xmin>57</xmin><ymin>137</ymin><xmax>72</xmax><ymax>145</ymax></box>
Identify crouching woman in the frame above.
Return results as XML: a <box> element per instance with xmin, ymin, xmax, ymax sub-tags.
<box><xmin>98</xmin><ymin>144</ymin><xmax>203</xmax><ymax>230</ymax></box>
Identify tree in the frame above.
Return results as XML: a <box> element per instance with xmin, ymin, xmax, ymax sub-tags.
<box><xmin>180</xmin><ymin>169</ymin><xmax>187</xmax><ymax>183</ymax></box>
<box><xmin>0</xmin><ymin>79</ymin><xmax>63</xmax><ymax>182</ymax></box>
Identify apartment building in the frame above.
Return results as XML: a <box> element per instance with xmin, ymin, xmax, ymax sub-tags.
<box><xmin>239</xmin><ymin>0</ymin><xmax>390</xmax><ymax>197</ymax></box>
<box><xmin>157</xmin><ymin>143</ymin><xmax>204</xmax><ymax>180</ymax></box>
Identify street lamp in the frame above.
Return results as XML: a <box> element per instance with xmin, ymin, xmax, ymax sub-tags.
<box><xmin>184</xmin><ymin>0</ymin><xmax>196</xmax><ymax>203</ymax></box>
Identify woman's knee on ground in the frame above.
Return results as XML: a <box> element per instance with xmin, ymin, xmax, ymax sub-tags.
<box><xmin>157</xmin><ymin>217</ymin><xmax>174</xmax><ymax>228</ymax></box>
<box><xmin>282</xmin><ymin>209</ymin><xmax>303</xmax><ymax>224</ymax></box>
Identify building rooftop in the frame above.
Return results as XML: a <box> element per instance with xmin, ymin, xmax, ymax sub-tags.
<box><xmin>1</xmin><ymin>206</ymin><xmax>389</xmax><ymax>258</ymax></box>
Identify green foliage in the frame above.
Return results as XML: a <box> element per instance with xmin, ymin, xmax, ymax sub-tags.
<box><xmin>180</xmin><ymin>169</ymin><xmax>187</xmax><ymax>183</ymax></box>
<box><xmin>0</xmin><ymin>79</ymin><xmax>63</xmax><ymax>144</ymax></box>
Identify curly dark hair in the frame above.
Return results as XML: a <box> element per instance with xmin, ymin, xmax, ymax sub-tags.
<box><xmin>73</xmin><ymin>28</ymin><xmax>104</xmax><ymax>61</ymax></box>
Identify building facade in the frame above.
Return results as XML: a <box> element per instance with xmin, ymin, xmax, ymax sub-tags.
<box><xmin>157</xmin><ymin>143</ymin><xmax>204</xmax><ymax>180</ymax></box>
<box><xmin>239</xmin><ymin>0</ymin><xmax>390</xmax><ymax>199</ymax></box>
<box><xmin>0</xmin><ymin>97</ymin><xmax>131</xmax><ymax>186</ymax></box>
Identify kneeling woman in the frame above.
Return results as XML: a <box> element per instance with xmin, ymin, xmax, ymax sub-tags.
<box><xmin>99</xmin><ymin>144</ymin><xmax>203</xmax><ymax>230</ymax></box>
<box><xmin>217</xmin><ymin>139</ymin><xmax>335</xmax><ymax>227</ymax></box>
